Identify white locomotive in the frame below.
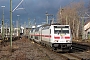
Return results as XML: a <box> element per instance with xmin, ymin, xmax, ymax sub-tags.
<box><xmin>30</xmin><ymin>23</ymin><xmax>72</xmax><ymax>51</ymax></box>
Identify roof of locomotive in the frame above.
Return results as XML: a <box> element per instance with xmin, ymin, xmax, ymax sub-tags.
<box><xmin>51</xmin><ymin>23</ymin><xmax>61</xmax><ymax>25</ymax></box>
<box><xmin>42</xmin><ymin>23</ymin><xmax>61</xmax><ymax>27</ymax></box>
<box><xmin>39</xmin><ymin>23</ymin><xmax>70</xmax><ymax>28</ymax></box>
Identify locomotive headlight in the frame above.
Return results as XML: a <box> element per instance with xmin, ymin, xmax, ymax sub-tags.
<box><xmin>54</xmin><ymin>40</ymin><xmax>58</xmax><ymax>42</ymax></box>
<box><xmin>66</xmin><ymin>40</ymin><xmax>70</xmax><ymax>42</ymax></box>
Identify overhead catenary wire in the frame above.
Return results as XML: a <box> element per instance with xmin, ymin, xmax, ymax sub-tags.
<box><xmin>21</xmin><ymin>1</ymin><xmax>37</xmax><ymax>26</ymax></box>
<box><xmin>21</xmin><ymin>4</ymin><xmax>29</xmax><ymax>16</ymax></box>
<box><xmin>21</xmin><ymin>0</ymin><xmax>33</xmax><ymax>16</ymax></box>
<box><xmin>12</xmin><ymin>0</ymin><xmax>24</xmax><ymax>12</ymax></box>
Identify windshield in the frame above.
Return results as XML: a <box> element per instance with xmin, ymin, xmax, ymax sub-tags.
<box><xmin>54</xmin><ymin>26</ymin><xmax>69</xmax><ymax>34</ymax></box>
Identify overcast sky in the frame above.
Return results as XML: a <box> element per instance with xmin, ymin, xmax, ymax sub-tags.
<box><xmin>0</xmin><ymin>0</ymin><xmax>89</xmax><ymax>26</ymax></box>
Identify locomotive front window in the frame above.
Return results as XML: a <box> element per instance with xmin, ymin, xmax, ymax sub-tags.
<box><xmin>62</xmin><ymin>28</ymin><xmax>69</xmax><ymax>33</ymax></box>
<box><xmin>54</xmin><ymin>26</ymin><xmax>69</xmax><ymax>34</ymax></box>
<box><xmin>54</xmin><ymin>28</ymin><xmax>61</xmax><ymax>34</ymax></box>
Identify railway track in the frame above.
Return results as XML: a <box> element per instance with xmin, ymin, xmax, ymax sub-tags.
<box><xmin>72</xmin><ymin>43</ymin><xmax>90</xmax><ymax>52</ymax></box>
<box><xmin>41</xmin><ymin>42</ymin><xmax>90</xmax><ymax>60</ymax></box>
<box><xmin>0</xmin><ymin>37</ymin><xmax>89</xmax><ymax>60</ymax></box>
<box><xmin>48</xmin><ymin>49</ymin><xmax>83</xmax><ymax>60</ymax></box>
<box><xmin>61</xmin><ymin>53</ymin><xmax>82</xmax><ymax>60</ymax></box>
<box><xmin>33</xmin><ymin>41</ymin><xmax>85</xmax><ymax>60</ymax></box>
<box><xmin>31</xmin><ymin>39</ymin><xmax>90</xmax><ymax>59</ymax></box>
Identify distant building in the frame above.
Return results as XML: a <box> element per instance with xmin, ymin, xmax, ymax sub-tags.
<box><xmin>84</xmin><ymin>21</ymin><xmax>90</xmax><ymax>39</ymax></box>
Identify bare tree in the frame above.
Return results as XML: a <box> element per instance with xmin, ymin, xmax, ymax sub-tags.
<box><xmin>57</xmin><ymin>1</ymin><xmax>85</xmax><ymax>40</ymax></box>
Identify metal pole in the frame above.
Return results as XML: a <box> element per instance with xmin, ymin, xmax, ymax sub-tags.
<box><xmin>10</xmin><ymin>0</ymin><xmax>12</xmax><ymax>51</ymax></box>
<box><xmin>6</xmin><ymin>23</ymin><xmax>7</xmax><ymax>37</ymax></box>
<box><xmin>82</xmin><ymin>17</ymin><xmax>85</xmax><ymax>40</ymax></box>
<box><xmin>1</xmin><ymin>6</ymin><xmax>5</xmax><ymax>41</ymax></box>
<box><xmin>45</xmin><ymin>12</ymin><xmax>48</xmax><ymax>24</ymax></box>
<box><xmin>45</xmin><ymin>12</ymin><xmax>53</xmax><ymax>24</ymax></box>
<box><xmin>24</xmin><ymin>22</ymin><xmax>26</xmax><ymax>35</ymax></box>
<box><xmin>17</xmin><ymin>15</ymin><xmax>20</xmax><ymax>36</ymax></box>
<box><xmin>34</xmin><ymin>18</ymin><xmax>36</xmax><ymax>28</ymax></box>
<box><xmin>28</xmin><ymin>18</ymin><xmax>30</xmax><ymax>40</ymax></box>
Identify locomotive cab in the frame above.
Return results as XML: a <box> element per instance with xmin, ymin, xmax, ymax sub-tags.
<box><xmin>50</xmin><ymin>25</ymin><xmax>72</xmax><ymax>51</ymax></box>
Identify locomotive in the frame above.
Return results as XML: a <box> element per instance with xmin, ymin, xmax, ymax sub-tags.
<box><xmin>30</xmin><ymin>23</ymin><xmax>72</xmax><ymax>51</ymax></box>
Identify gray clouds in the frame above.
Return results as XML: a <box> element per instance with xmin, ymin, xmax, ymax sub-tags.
<box><xmin>0</xmin><ymin>0</ymin><xmax>89</xmax><ymax>25</ymax></box>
